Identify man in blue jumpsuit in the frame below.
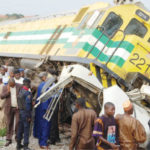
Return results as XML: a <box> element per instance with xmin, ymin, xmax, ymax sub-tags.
<box><xmin>33</xmin><ymin>72</ymin><xmax>51</xmax><ymax>149</ymax></box>
<box><xmin>17</xmin><ymin>78</ymin><xmax>32</xmax><ymax>150</ymax></box>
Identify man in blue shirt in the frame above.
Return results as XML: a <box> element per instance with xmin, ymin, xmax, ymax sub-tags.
<box><xmin>16</xmin><ymin>78</ymin><xmax>32</xmax><ymax>150</ymax></box>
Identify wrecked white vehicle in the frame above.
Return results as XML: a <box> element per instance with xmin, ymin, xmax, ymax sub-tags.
<box><xmin>35</xmin><ymin>64</ymin><xmax>103</xmax><ymax>121</ymax></box>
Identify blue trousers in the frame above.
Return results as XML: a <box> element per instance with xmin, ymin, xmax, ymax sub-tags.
<box><xmin>38</xmin><ymin>110</ymin><xmax>51</xmax><ymax>146</ymax></box>
<box><xmin>17</xmin><ymin>111</ymin><xmax>30</xmax><ymax>145</ymax></box>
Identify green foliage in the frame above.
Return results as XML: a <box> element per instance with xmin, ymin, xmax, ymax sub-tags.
<box><xmin>0</xmin><ymin>128</ymin><xmax>6</xmax><ymax>137</ymax></box>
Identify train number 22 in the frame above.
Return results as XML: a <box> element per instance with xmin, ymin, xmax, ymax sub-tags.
<box><xmin>129</xmin><ymin>53</ymin><xmax>150</xmax><ymax>73</ymax></box>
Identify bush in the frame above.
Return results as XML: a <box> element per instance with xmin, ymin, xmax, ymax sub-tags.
<box><xmin>0</xmin><ymin>128</ymin><xmax>6</xmax><ymax>137</ymax></box>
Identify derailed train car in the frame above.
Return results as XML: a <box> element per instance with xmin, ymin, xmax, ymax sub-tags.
<box><xmin>0</xmin><ymin>0</ymin><xmax>150</xmax><ymax>146</ymax></box>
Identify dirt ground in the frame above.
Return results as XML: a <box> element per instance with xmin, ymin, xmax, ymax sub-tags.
<box><xmin>0</xmin><ymin>124</ymin><xmax>71</xmax><ymax>150</ymax></box>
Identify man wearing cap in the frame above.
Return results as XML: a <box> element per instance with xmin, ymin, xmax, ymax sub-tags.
<box><xmin>69</xmin><ymin>98</ymin><xmax>97</xmax><ymax>150</ymax></box>
<box><xmin>116</xmin><ymin>100</ymin><xmax>146</xmax><ymax>150</ymax></box>
<box><xmin>33</xmin><ymin>72</ymin><xmax>52</xmax><ymax>149</ymax></box>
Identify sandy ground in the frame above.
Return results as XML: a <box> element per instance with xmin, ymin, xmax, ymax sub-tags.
<box><xmin>0</xmin><ymin>124</ymin><xmax>71</xmax><ymax>150</ymax></box>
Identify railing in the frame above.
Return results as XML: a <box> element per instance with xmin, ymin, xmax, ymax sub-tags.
<box><xmin>95</xmin><ymin>27</ymin><xmax>118</xmax><ymax>61</ymax></box>
<box><xmin>85</xmin><ymin>26</ymin><xmax>126</xmax><ymax>67</ymax></box>
<box><xmin>85</xmin><ymin>26</ymin><xmax>105</xmax><ymax>58</ymax></box>
<box><xmin>105</xmin><ymin>30</ymin><xmax>125</xmax><ymax>66</ymax></box>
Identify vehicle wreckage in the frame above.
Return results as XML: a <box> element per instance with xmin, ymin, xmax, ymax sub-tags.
<box><xmin>35</xmin><ymin>64</ymin><xmax>150</xmax><ymax>148</ymax></box>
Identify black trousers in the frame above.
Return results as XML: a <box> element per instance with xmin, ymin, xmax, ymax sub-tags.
<box><xmin>17</xmin><ymin>111</ymin><xmax>30</xmax><ymax>145</ymax></box>
<box><xmin>49</xmin><ymin>104</ymin><xmax>59</xmax><ymax>142</ymax></box>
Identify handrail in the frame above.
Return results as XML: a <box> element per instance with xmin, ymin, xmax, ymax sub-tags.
<box><xmin>106</xmin><ymin>30</ymin><xmax>125</xmax><ymax>66</ymax></box>
<box><xmin>85</xmin><ymin>26</ymin><xmax>105</xmax><ymax>58</ymax></box>
<box><xmin>94</xmin><ymin>30</ymin><xmax>117</xmax><ymax>60</ymax></box>
<box><xmin>95</xmin><ymin>29</ymin><xmax>124</xmax><ymax>61</ymax></box>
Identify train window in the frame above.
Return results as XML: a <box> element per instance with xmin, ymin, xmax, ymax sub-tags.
<box><xmin>101</xmin><ymin>12</ymin><xmax>123</xmax><ymax>37</ymax></box>
<box><xmin>124</xmin><ymin>18</ymin><xmax>147</xmax><ymax>38</ymax></box>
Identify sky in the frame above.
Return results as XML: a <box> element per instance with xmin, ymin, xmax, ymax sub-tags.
<box><xmin>0</xmin><ymin>0</ymin><xmax>149</xmax><ymax>16</ymax></box>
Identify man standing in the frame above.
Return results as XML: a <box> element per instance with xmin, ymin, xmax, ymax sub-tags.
<box><xmin>69</xmin><ymin>98</ymin><xmax>97</xmax><ymax>150</ymax></box>
<box><xmin>17</xmin><ymin>79</ymin><xmax>32</xmax><ymax>150</ymax></box>
<box><xmin>93</xmin><ymin>102</ymin><xmax>119</xmax><ymax>150</ymax></box>
<box><xmin>0</xmin><ymin>66</ymin><xmax>9</xmax><ymax>85</ymax></box>
<box><xmin>33</xmin><ymin>72</ymin><xmax>51</xmax><ymax>149</ymax></box>
<box><xmin>1</xmin><ymin>78</ymin><xmax>22</xmax><ymax>146</ymax></box>
<box><xmin>116</xmin><ymin>100</ymin><xmax>146</xmax><ymax>150</ymax></box>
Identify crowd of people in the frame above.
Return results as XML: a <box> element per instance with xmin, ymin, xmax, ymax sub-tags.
<box><xmin>0</xmin><ymin>64</ymin><xmax>148</xmax><ymax>150</ymax></box>
<box><xmin>0</xmin><ymin>66</ymin><xmax>59</xmax><ymax>150</ymax></box>
<box><xmin>70</xmin><ymin>98</ymin><xmax>147</xmax><ymax>150</ymax></box>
